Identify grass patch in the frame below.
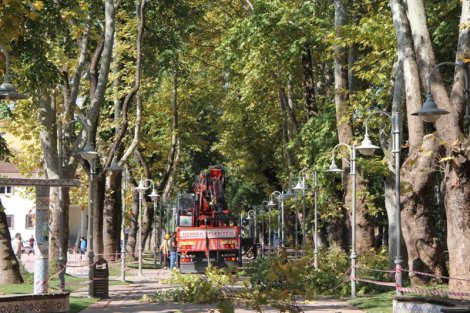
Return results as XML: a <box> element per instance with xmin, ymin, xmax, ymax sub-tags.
<box><xmin>0</xmin><ymin>273</ymin><xmax>128</xmax><ymax>295</ymax></box>
<box><xmin>70</xmin><ymin>296</ymin><xmax>99</xmax><ymax>313</ymax></box>
<box><xmin>348</xmin><ymin>291</ymin><xmax>394</xmax><ymax>313</ymax></box>
<box><xmin>0</xmin><ymin>274</ymin><xmax>89</xmax><ymax>295</ymax></box>
<box><xmin>108</xmin><ymin>256</ymin><xmax>162</xmax><ymax>276</ymax></box>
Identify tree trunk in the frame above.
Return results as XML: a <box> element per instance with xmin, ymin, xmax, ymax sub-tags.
<box><xmin>141</xmin><ymin>198</ymin><xmax>152</xmax><ymax>251</ymax></box>
<box><xmin>334</xmin><ymin>0</ymin><xmax>374</xmax><ymax>254</ymax></box>
<box><xmin>279</xmin><ymin>88</ymin><xmax>293</xmax><ymax>168</ymax></box>
<box><xmin>281</xmin><ymin>85</ymin><xmax>299</xmax><ymax>134</ymax></box>
<box><xmin>126</xmin><ymin>171</ymin><xmax>139</xmax><ymax>257</ymax></box>
<box><xmin>94</xmin><ymin>172</ymin><xmax>106</xmax><ymax>256</ymax></box>
<box><xmin>301</xmin><ymin>43</ymin><xmax>317</xmax><ymax>119</ymax></box>
<box><xmin>401</xmin><ymin>135</ymin><xmax>448</xmax><ymax>284</ymax></box>
<box><xmin>0</xmin><ymin>201</ymin><xmax>23</xmax><ymax>284</ymax></box>
<box><xmin>405</xmin><ymin>0</ymin><xmax>468</xmax><ymax>291</ymax></box>
<box><xmin>442</xmin><ymin>0</ymin><xmax>470</xmax><ymax>295</ymax></box>
<box><xmin>103</xmin><ymin>171</ymin><xmax>122</xmax><ymax>260</ymax></box>
<box><xmin>390</xmin><ymin>0</ymin><xmax>423</xmax><ymax>270</ymax></box>
<box><xmin>159</xmin><ymin>54</ymin><xmax>180</xmax><ymax>197</ymax></box>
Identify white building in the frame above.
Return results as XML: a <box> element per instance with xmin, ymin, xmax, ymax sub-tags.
<box><xmin>0</xmin><ymin>161</ymin><xmax>84</xmax><ymax>248</ymax></box>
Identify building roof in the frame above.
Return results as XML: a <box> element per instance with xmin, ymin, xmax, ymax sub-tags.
<box><xmin>0</xmin><ymin>161</ymin><xmax>20</xmax><ymax>174</ymax></box>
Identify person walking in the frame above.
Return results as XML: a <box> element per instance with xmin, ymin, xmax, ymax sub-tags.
<box><xmin>80</xmin><ymin>237</ymin><xmax>87</xmax><ymax>255</ymax></box>
<box><xmin>11</xmin><ymin>233</ymin><xmax>23</xmax><ymax>261</ymax></box>
<box><xmin>160</xmin><ymin>233</ymin><xmax>171</xmax><ymax>269</ymax></box>
<box><xmin>169</xmin><ymin>232</ymin><xmax>177</xmax><ymax>270</ymax></box>
<box><xmin>28</xmin><ymin>235</ymin><xmax>35</xmax><ymax>255</ymax></box>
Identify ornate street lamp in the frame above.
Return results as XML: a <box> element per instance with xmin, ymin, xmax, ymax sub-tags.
<box><xmin>104</xmin><ymin>159</ymin><xmax>124</xmax><ymax>280</ymax></box>
<box><xmin>412</xmin><ymin>62</ymin><xmax>469</xmax><ymax>123</ymax></box>
<box><xmin>357</xmin><ymin>110</ymin><xmax>403</xmax><ymax>294</ymax></box>
<box><xmin>294</xmin><ymin>168</ymin><xmax>319</xmax><ymax>266</ymax></box>
<box><xmin>268</xmin><ymin>191</ymin><xmax>283</xmax><ymax>250</ymax></box>
<box><xmin>325</xmin><ymin>143</ymin><xmax>357</xmax><ymax>298</ymax></box>
<box><xmin>80</xmin><ymin>140</ymin><xmax>98</xmax><ymax>297</ymax></box>
<box><xmin>133</xmin><ymin>178</ymin><xmax>153</xmax><ymax>276</ymax></box>
<box><xmin>148</xmin><ymin>187</ymin><xmax>160</xmax><ymax>268</ymax></box>
<box><xmin>0</xmin><ymin>45</ymin><xmax>28</xmax><ymax>100</ymax></box>
<box><xmin>246</xmin><ymin>209</ymin><xmax>257</xmax><ymax>239</ymax></box>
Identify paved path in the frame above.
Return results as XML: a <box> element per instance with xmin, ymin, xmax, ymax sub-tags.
<box><xmin>71</xmin><ymin>269</ymin><xmax>364</xmax><ymax>313</ymax></box>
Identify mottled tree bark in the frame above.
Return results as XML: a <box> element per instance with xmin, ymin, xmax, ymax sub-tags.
<box><xmin>126</xmin><ymin>170</ymin><xmax>139</xmax><ymax>257</ymax></box>
<box><xmin>301</xmin><ymin>44</ymin><xmax>317</xmax><ymax>119</ymax></box>
<box><xmin>401</xmin><ymin>135</ymin><xmax>447</xmax><ymax>283</ymax></box>
<box><xmin>103</xmin><ymin>171</ymin><xmax>122</xmax><ymax>260</ymax></box>
<box><xmin>405</xmin><ymin>0</ymin><xmax>468</xmax><ymax>293</ymax></box>
<box><xmin>441</xmin><ymin>0</ymin><xmax>470</xmax><ymax>295</ymax></box>
<box><xmin>0</xmin><ymin>201</ymin><xmax>23</xmax><ymax>284</ymax></box>
<box><xmin>334</xmin><ymin>0</ymin><xmax>375</xmax><ymax>253</ymax></box>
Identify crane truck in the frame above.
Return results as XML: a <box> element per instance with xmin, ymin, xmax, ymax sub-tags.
<box><xmin>176</xmin><ymin>167</ymin><xmax>241</xmax><ymax>273</ymax></box>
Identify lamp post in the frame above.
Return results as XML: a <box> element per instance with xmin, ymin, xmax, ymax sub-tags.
<box><xmin>411</xmin><ymin>62</ymin><xmax>469</xmax><ymax>123</ymax></box>
<box><xmin>257</xmin><ymin>205</ymin><xmax>266</xmax><ymax>257</ymax></box>
<box><xmin>246</xmin><ymin>210</ymin><xmax>256</xmax><ymax>239</ymax></box>
<box><xmin>281</xmin><ymin>183</ymin><xmax>295</xmax><ymax>248</ymax></box>
<box><xmin>0</xmin><ymin>45</ymin><xmax>28</xmax><ymax>100</ymax></box>
<box><xmin>80</xmin><ymin>141</ymin><xmax>99</xmax><ymax>297</ymax></box>
<box><xmin>121</xmin><ymin>167</ymin><xmax>128</xmax><ymax>281</ymax></box>
<box><xmin>357</xmin><ymin>110</ymin><xmax>403</xmax><ymax>293</ymax></box>
<box><xmin>264</xmin><ymin>200</ymin><xmax>273</xmax><ymax>253</ymax></box>
<box><xmin>267</xmin><ymin>191</ymin><xmax>282</xmax><ymax>250</ymax></box>
<box><xmin>293</xmin><ymin>168</ymin><xmax>319</xmax><ymax>265</ymax></box>
<box><xmin>149</xmin><ymin>188</ymin><xmax>160</xmax><ymax>268</ymax></box>
<box><xmin>134</xmin><ymin>178</ymin><xmax>154</xmax><ymax>276</ymax></box>
<box><xmin>325</xmin><ymin>143</ymin><xmax>357</xmax><ymax>298</ymax></box>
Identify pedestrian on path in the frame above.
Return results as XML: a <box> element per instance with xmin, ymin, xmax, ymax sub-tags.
<box><xmin>160</xmin><ymin>233</ymin><xmax>170</xmax><ymax>269</ymax></box>
<box><xmin>11</xmin><ymin>233</ymin><xmax>23</xmax><ymax>261</ymax></box>
<box><xmin>28</xmin><ymin>235</ymin><xmax>35</xmax><ymax>255</ymax></box>
<box><xmin>80</xmin><ymin>237</ymin><xmax>87</xmax><ymax>254</ymax></box>
<box><xmin>169</xmin><ymin>232</ymin><xmax>177</xmax><ymax>270</ymax></box>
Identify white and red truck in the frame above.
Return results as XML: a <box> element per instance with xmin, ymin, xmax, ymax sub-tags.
<box><xmin>175</xmin><ymin>167</ymin><xmax>241</xmax><ymax>273</ymax></box>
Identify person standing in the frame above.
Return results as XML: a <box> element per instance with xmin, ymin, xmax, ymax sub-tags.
<box><xmin>11</xmin><ymin>233</ymin><xmax>23</xmax><ymax>261</ymax></box>
<box><xmin>169</xmin><ymin>232</ymin><xmax>177</xmax><ymax>270</ymax></box>
<box><xmin>28</xmin><ymin>235</ymin><xmax>35</xmax><ymax>255</ymax></box>
<box><xmin>160</xmin><ymin>233</ymin><xmax>171</xmax><ymax>269</ymax></box>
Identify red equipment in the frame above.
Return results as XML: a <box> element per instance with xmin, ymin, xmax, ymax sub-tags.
<box><xmin>176</xmin><ymin>167</ymin><xmax>241</xmax><ymax>273</ymax></box>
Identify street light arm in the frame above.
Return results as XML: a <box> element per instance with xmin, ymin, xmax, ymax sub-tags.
<box><xmin>142</xmin><ymin>178</ymin><xmax>155</xmax><ymax>189</ymax></box>
<box><xmin>426</xmin><ymin>61</ymin><xmax>470</xmax><ymax>95</ymax></box>
<box><xmin>364</xmin><ymin>111</ymin><xmax>392</xmax><ymax>135</ymax></box>
<box><xmin>270</xmin><ymin>190</ymin><xmax>282</xmax><ymax>201</ymax></box>
<box><xmin>331</xmin><ymin>143</ymin><xmax>353</xmax><ymax>164</ymax></box>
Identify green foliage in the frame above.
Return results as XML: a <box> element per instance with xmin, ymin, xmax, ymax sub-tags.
<box><xmin>242</xmin><ymin>247</ymin><xmax>390</xmax><ymax>307</ymax></box>
<box><xmin>356</xmin><ymin>248</ymin><xmax>391</xmax><ymax>294</ymax></box>
<box><xmin>303</xmin><ymin>246</ymin><xmax>350</xmax><ymax>297</ymax></box>
<box><xmin>155</xmin><ymin>266</ymin><xmax>237</xmax><ymax>306</ymax></box>
<box><xmin>242</xmin><ymin>250</ymin><xmax>312</xmax><ymax>311</ymax></box>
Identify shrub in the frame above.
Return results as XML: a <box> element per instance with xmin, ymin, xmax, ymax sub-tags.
<box><xmin>155</xmin><ymin>266</ymin><xmax>237</xmax><ymax>311</ymax></box>
<box><xmin>303</xmin><ymin>245</ymin><xmax>350</xmax><ymax>297</ymax></box>
<box><xmin>356</xmin><ymin>248</ymin><xmax>391</xmax><ymax>294</ymax></box>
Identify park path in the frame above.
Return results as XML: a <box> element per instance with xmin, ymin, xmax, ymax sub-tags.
<box><xmin>71</xmin><ymin>268</ymin><xmax>365</xmax><ymax>313</ymax></box>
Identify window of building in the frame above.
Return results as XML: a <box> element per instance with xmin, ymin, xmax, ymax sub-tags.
<box><xmin>25</xmin><ymin>215</ymin><xmax>34</xmax><ymax>229</ymax></box>
<box><xmin>6</xmin><ymin>215</ymin><xmax>13</xmax><ymax>228</ymax></box>
<box><xmin>0</xmin><ymin>186</ymin><xmax>12</xmax><ymax>195</ymax></box>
